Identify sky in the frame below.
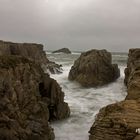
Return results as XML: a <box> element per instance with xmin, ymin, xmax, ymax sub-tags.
<box><xmin>0</xmin><ymin>0</ymin><xmax>140</xmax><ymax>52</ymax></box>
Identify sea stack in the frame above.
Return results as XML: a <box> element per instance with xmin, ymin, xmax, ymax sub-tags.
<box><xmin>68</xmin><ymin>49</ymin><xmax>120</xmax><ymax>87</ymax></box>
<box><xmin>89</xmin><ymin>49</ymin><xmax>140</xmax><ymax>140</ymax></box>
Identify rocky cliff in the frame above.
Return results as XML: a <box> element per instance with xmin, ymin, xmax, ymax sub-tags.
<box><xmin>124</xmin><ymin>49</ymin><xmax>140</xmax><ymax>100</ymax></box>
<box><xmin>0</xmin><ymin>55</ymin><xmax>70</xmax><ymax>140</ymax></box>
<box><xmin>0</xmin><ymin>40</ymin><xmax>62</xmax><ymax>74</ymax></box>
<box><xmin>89</xmin><ymin>49</ymin><xmax>140</xmax><ymax>140</ymax></box>
<box><xmin>68</xmin><ymin>49</ymin><xmax>120</xmax><ymax>87</ymax></box>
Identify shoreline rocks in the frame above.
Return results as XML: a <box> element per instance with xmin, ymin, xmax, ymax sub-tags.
<box><xmin>68</xmin><ymin>49</ymin><xmax>120</xmax><ymax>87</ymax></box>
<box><xmin>89</xmin><ymin>49</ymin><xmax>140</xmax><ymax>140</ymax></box>
<box><xmin>124</xmin><ymin>49</ymin><xmax>140</xmax><ymax>100</ymax></box>
<box><xmin>0</xmin><ymin>40</ymin><xmax>70</xmax><ymax>140</ymax></box>
<box><xmin>52</xmin><ymin>48</ymin><xmax>71</xmax><ymax>54</ymax></box>
<box><xmin>0</xmin><ymin>40</ymin><xmax>62</xmax><ymax>74</ymax></box>
<box><xmin>0</xmin><ymin>55</ymin><xmax>70</xmax><ymax>140</ymax></box>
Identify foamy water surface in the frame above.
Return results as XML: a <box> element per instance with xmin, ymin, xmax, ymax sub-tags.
<box><xmin>47</xmin><ymin>52</ymin><xmax>128</xmax><ymax>140</ymax></box>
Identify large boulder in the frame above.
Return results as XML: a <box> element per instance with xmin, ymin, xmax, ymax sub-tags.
<box><xmin>0</xmin><ymin>40</ymin><xmax>62</xmax><ymax>74</ymax></box>
<box><xmin>68</xmin><ymin>49</ymin><xmax>120</xmax><ymax>87</ymax></box>
<box><xmin>52</xmin><ymin>48</ymin><xmax>71</xmax><ymax>54</ymax></box>
<box><xmin>0</xmin><ymin>55</ymin><xmax>70</xmax><ymax>140</ymax></box>
<box><xmin>89</xmin><ymin>49</ymin><xmax>140</xmax><ymax>140</ymax></box>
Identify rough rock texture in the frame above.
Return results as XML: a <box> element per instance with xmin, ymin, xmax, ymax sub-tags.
<box><xmin>52</xmin><ymin>48</ymin><xmax>71</xmax><ymax>54</ymax></box>
<box><xmin>89</xmin><ymin>100</ymin><xmax>140</xmax><ymax>140</ymax></box>
<box><xmin>68</xmin><ymin>49</ymin><xmax>120</xmax><ymax>87</ymax></box>
<box><xmin>0</xmin><ymin>40</ymin><xmax>62</xmax><ymax>74</ymax></box>
<box><xmin>89</xmin><ymin>49</ymin><xmax>140</xmax><ymax>140</ymax></box>
<box><xmin>0</xmin><ymin>55</ymin><xmax>70</xmax><ymax>140</ymax></box>
<box><xmin>124</xmin><ymin>49</ymin><xmax>140</xmax><ymax>100</ymax></box>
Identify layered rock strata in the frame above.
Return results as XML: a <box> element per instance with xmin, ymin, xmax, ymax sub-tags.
<box><xmin>68</xmin><ymin>49</ymin><xmax>120</xmax><ymax>87</ymax></box>
<box><xmin>0</xmin><ymin>40</ymin><xmax>62</xmax><ymax>74</ymax></box>
<box><xmin>89</xmin><ymin>49</ymin><xmax>140</xmax><ymax>140</ymax></box>
<box><xmin>0</xmin><ymin>55</ymin><xmax>70</xmax><ymax>140</ymax></box>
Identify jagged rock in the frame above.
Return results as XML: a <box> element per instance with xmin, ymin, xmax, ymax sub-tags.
<box><xmin>89</xmin><ymin>49</ymin><xmax>140</xmax><ymax>140</ymax></box>
<box><xmin>68</xmin><ymin>49</ymin><xmax>120</xmax><ymax>87</ymax></box>
<box><xmin>45</xmin><ymin>61</ymin><xmax>63</xmax><ymax>74</ymax></box>
<box><xmin>124</xmin><ymin>49</ymin><xmax>140</xmax><ymax>100</ymax></box>
<box><xmin>0</xmin><ymin>55</ymin><xmax>70</xmax><ymax>140</ymax></box>
<box><xmin>0</xmin><ymin>40</ymin><xmax>62</xmax><ymax>74</ymax></box>
<box><xmin>52</xmin><ymin>48</ymin><xmax>71</xmax><ymax>54</ymax></box>
<box><xmin>89</xmin><ymin>100</ymin><xmax>140</xmax><ymax>140</ymax></box>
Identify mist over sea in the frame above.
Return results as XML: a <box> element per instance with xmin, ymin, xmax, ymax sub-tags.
<box><xmin>46</xmin><ymin>52</ymin><xmax>128</xmax><ymax>140</ymax></box>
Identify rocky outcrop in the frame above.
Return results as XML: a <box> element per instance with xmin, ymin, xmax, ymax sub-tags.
<box><xmin>0</xmin><ymin>55</ymin><xmax>70</xmax><ymax>140</ymax></box>
<box><xmin>89</xmin><ymin>49</ymin><xmax>140</xmax><ymax>140</ymax></box>
<box><xmin>0</xmin><ymin>40</ymin><xmax>62</xmax><ymax>74</ymax></box>
<box><xmin>52</xmin><ymin>48</ymin><xmax>71</xmax><ymax>54</ymax></box>
<box><xmin>124</xmin><ymin>49</ymin><xmax>140</xmax><ymax>100</ymax></box>
<box><xmin>89</xmin><ymin>100</ymin><xmax>140</xmax><ymax>140</ymax></box>
<box><xmin>68</xmin><ymin>49</ymin><xmax>120</xmax><ymax>87</ymax></box>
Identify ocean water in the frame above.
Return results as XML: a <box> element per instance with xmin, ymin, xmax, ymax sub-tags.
<box><xmin>47</xmin><ymin>52</ymin><xmax>128</xmax><ymax>140</ymax></box>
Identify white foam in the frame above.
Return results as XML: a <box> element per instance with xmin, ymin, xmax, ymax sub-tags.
<box><xmin>49</xmin><ymin>53</ymin><xmax>127</xmax><ymax>140</ymax></box>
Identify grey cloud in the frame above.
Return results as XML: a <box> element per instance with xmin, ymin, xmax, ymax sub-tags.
<box><xmin>0</xmin><ymin>0</ymin><xmax>140</xmax><ymax>52</ymax></box>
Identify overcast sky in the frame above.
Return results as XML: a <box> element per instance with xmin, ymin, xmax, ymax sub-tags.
<box><xmin>0</xmin><ymin>0</ymin><xmax>140</xmax><ymax>52</ymax></box>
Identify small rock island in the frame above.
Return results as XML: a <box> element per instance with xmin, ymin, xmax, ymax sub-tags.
<box><xmin>52</xmin><ymin>48</ymin><xmax>71</xmax><ymax>54</ymax></box>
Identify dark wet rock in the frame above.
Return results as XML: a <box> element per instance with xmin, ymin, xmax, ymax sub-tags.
<box><xmin>45</xmin><ymin>61</ymin><xmax>63</xmax><ymax>74</ymax></box>
<box><xmin>68</xmin><ymin>49</ymin><xmax>120</xmax><ymax>87</ymax></box>
<box><xmin>52</xmin><ymin>48</ymin><xmax>71</xmax><ymax>54</ymax></box>
<box><xmin>0</xmin><ymin>40</ymin><xmax>62</xmax><ymax>74</ymax></box>
<box><xmin>0</xmin><ymin>55</ymin><xmax>70</xmax><ymax>140</ymax></box>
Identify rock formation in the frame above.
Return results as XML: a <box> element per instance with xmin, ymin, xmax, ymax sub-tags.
<box><xmin>68</xmin><ymin>49</ymin><xmax>120</xmax><ymax>87</ymax></box>
<box><xmin>0</xmin><ymin>40</ymin><xmax>62</xmax><ymax>74</ymax></box>
<box><xmin>0</xmin><ymin>55</ymin><xmax>70</xmax><ymax>140</ymax></box>
<box><xmin>124</xmin><ymin>49</ymin><xmax>140</xmax><ymax>100</ymax></box>
<box><xmin>52</xmin><ymin>48</ymin><xmax>71</xmax><ymax>54</ymax></box>
<box><xmin>89</xmin><ymin>49</ymin><xmax>140</xmax><ymax>140</ymax></box>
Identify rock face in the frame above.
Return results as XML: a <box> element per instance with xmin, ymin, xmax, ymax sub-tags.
<box><xmin>68</xmin><ymin>49</ymin><xmax>120</xmax><ymax>87</ymax></box>
<box><xmin>0</xmin><ymin>40</ymin><xmax>62</xmax><ymax>74</ymax></box>
<box><xmin>89</xmin><ymin>100</ymin><xmax>140</xmax><ymax>140</ymax></box>
<box><xmin>89</xmin><ymin>49</ymin><xmax>140</xmax><ymax>140</ymax></box>
<box><xmin>0</xmin><ymin>55</ymin><xmax>70</xmax><ymax>140</ymax></box>
<box><xmin>124</xmin><ymin>49</ymin><xmax>140</xmax><ymax>100</ymax></box>
<box><xmin>0</xmin><ymin>40</ymin><xmax>49</xmax><ymax>64</ymax></box>
<box><xmin>52</xmin><ymin>48</ymin><xmax>71</xmax><ymax>54</ymax></box>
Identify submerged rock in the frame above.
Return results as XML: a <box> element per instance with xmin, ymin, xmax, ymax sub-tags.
<box><xmin>52</xmin><ymin>48</ymin><xmax>71</xmax><ymax>54</ymax></box>
<box><xmin>0</xmin><ymin>55</ymin><xmax>70</xmax><ymax>140</ymax></box>
<box><xmin>68</xmin><ymin>49</ymin><xmax>120</xmax><ymax>87</ymax></box>
<box><xmin>0</xmin><ymin>40</ymin><xmax>62</xmax><ymax>74</ymax></box>
<box><xmin>89</xmin><ymin>49</ymin><xmax>140</xmax><ymax>140</ymax></box>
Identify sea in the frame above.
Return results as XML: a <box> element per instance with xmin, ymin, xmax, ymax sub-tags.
<box><xmin>46</xmin><ymin>51</ymin><xmax>128</xmax><ymax>140</ymax></box>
